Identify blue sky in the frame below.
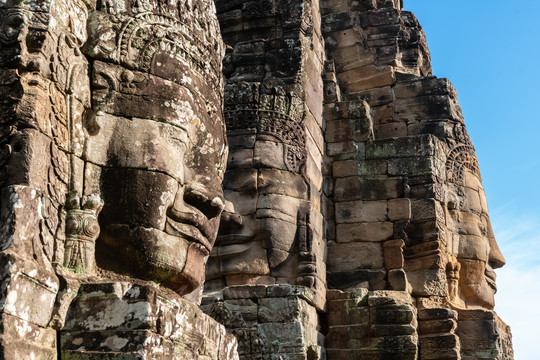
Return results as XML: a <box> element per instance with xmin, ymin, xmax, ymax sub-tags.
<box><xmin>405</xmin><ymin>1</ymin><xmax>540</xmax><ymax>358</ymax></box>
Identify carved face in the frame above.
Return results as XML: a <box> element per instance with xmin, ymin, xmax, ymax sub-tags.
<box><xmin>83</xmin><ymin>0</ymin><xmax>226</xmax><ymax>295</ymax></box>
<box><xmin>206</xmin><ymin>137</ymin><xmax>308</xmax><ymax>287</ymax></box>
<box><xmin>445</xmin><ymin>169</ymin><xmax>505</xmax><ymax>308</ymax></box>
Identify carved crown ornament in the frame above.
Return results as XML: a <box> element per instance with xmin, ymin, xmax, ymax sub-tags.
<box><xmin>224</xmin><ymin>86</ymin><xmax>306</xmax><ymax>173</ymax></box>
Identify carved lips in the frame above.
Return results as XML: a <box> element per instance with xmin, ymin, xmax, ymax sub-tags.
<box><xmin>165</xmin><ymin>208</ymin><xmax>212</xmax><ymax>256</ymax></box>
<box><xmin>166</xmin><ymin>182</ymin><xmax>225</xmax><ymax>255</ymax></box>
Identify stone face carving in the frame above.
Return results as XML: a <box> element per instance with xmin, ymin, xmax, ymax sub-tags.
<box><xmin>444</xmin><ymin>149</ymin><xmax>505</xmax><ymax>309</ymax></box>
<box><xmin>0</xmin><ymin>0</ymin><xmax>237</xmax><ymax>356</ymax></box>
<box><xmin>82</xmin><ymin>0</ymin><xmax>227</xmax><ymax>297</ymax></box>
<box><xmin>205</xmin><ymin>0</ymin><xmax>327</xmax><ymax>310</ymax></box>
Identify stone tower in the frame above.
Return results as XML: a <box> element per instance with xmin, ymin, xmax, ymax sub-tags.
<box><xmin>202</xmin><ymin>0</ymin><xmax>513</xmax><ymax>359</ymax></box>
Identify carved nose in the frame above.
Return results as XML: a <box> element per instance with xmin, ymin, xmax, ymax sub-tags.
<box><xmin>486</xmin><ymin>218</ymin><xmax>506</xmax><ymax>269</ymax></box>
<box><xmin>184</xmin><ymin>182</ymin><xmax>225</xmax><ymax>219</ymax></box>
<box><xmin>219</xmin><ymin>211</ymin><xmax>244</xmax><ymax>233</ymax></box>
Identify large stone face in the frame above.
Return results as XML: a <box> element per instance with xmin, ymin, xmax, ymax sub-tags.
<box><xmin>205</xmin><ymin>0</ymin><xmax>327</xmax><ymax>310</ymax></box>
<box><xmin>0</xmin><ymin>0</ymin><xmax>237</xmax><ymax>357</ymax></box>
<box><xmin>83</xmin><ymin>0</ymin><xmax>228</xmax><ymax>296</ymax></box>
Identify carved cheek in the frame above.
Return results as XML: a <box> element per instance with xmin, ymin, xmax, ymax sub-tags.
<box><xmin>457</xmin><ymin>234</ymin><xmax>489</xmax><ymax>263</ymax></box>
<box><xmin>458</xmin><ymin>259</ymin><xmax>486</xmax><ymax>295</ymax></box>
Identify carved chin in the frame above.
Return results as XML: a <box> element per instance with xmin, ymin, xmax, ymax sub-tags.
<box><xmin>163</xmin><ymin>242</ymin><xmax>209</xmax><ymax>295</ymax></box>
<box><xmin>458</xmin><ymin>259</ymin><xmax>496</xmax><ymax>309</ymax></box>
<box><xmin>101</xmin><ymin>225</ymin><xmax>210</xmax><ymax>294</ymax></box>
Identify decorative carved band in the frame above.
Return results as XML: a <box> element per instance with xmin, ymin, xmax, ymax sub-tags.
<box><xmin>225</xmin><ymin>90</ymin><xmax>306</xmax><ymax>173</ymax></box>
<box><xmin>63</xmin><ymin>191</ymin><xmax>103</xmax><ymax>275</ymax></box>
<box><xmin>116</xmin><ymin>12</ymin><xmax>220</xmax><ymax>88</ymax></box>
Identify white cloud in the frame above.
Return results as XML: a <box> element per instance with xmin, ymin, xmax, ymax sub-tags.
<box><xmin>495</xmin><ymin>265</ymin><xmax>540</xmax><ymax>360</ymax></box>
<box><xmin>491</xmin><ymin>210</ymin><xmax>540</xmax><ymax>360</ymax></box>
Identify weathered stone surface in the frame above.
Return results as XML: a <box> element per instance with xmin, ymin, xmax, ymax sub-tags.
<box><xmin>61</xmin><ymin>282</ymin><xmax>238</xmax><ymax>359</ymax></box>
<box><xmin>0</xmin><ymin>0</ymin><xmax>513</xmax><ymax>358</ymax></box>
<box><xmin>204</xmin><ymin>285</ymin><xmax>322</xmax><ymax>359</ymax></box>
<box><xmin>0</xmin><ymin>0</ymin><xmax>238</xmax><ymax>356</ymax></box>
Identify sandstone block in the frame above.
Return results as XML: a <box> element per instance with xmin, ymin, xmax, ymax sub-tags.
<box><xmin>258</xmin><ymin>169</ymin><xmax>308</xmax><ymax>200</ymax></box>
<box><xmin>253</xmin><ymin>140</ymin><xmax>287</xmax><ymax>170</ymax></box>
<box><xmin>351</xmin><ymin>86</ymin><xmax>393</xmax><ymax>107</ymax></box>
<box><xmin>377</xmin><ymin>122</ymin><xmax>408</xmax><ymax>139</ymax></box>
<box><xmin>334</xmin><ymin>176</ymin><xmax>404</xmax><ymax>201</ymax></box>
<box><xmin>223</xmin><ymin>190</ymin><xmax>258</xmax><ymax>216</ymax></box>
<box><xmin>217</xmin><ymin>241</ymin><xmax>270</xmax><ymax>277</ymax></box>
<box><xmin>332</xmin><ymin>159</ymin><xmax>358</xmax><ymax>177</ymax></box>
<box><xmin>338</xmin><ymin>65</ymin><xmax>395</xmax><ymax>92</ymax></box>
<box><xmin>222</xmin><ymin>299</ymin><xmax>259</xmax><ymax>327</ymax></box>
<box><xmin>366</xmin><ymin>134</ymin><xmax>437</xmax><ymax>160</ymax></box>
<box><xmin>357</xmin><ymin>160</ymin><xmax>388</xmax><ymax>176</ymax></box>
<box><xmin>327</xmin><ymin>268</ymin><xmax>387</xmax><ymax>290</ymax></box>
<box><xmin>331</xmin><ymin>43</ymin><xmax>373</xmax><ymax>71</ymax></box>
<box><xmin>388</xmin><ymin>269</ymin><xmax>409</xmax><ymax>292</ymax></box>
<box><xmin>394</xmin><ymin>95</ymin><xmax>462</xmax><ymax>122</ymax></box>
<box><xmin>326</xmin><ymin>324</ymin><xmax>369</xmax><ymax>349</ymax></box>
<box><xmin>256</xmin><ymin>322</ymin><xmax>315</xmax><ymax>355</ymax></box>
<box><xmin>387</xmin><ymin>198</ymin><xmax>411</xmax><ymax>221</ymax></box>
<box><xmin>419</xmin><ymin>318</ymin><xmax>457</xmax><ymax>335</ymax></box>
<box><xmin>406</xmin><ymin>269</ymin><xmax>448</xmax><ymax>297</ymax></box>
<box><xmin>387</xmin><ymin>156</ymin><xmax>438</xmax><ymax>176</ymax></box>
<box><xmin>336</xmin><ymin>222</ymin><xmax>393</xmax><ymax>242</ymax></box>
<box><xmin>325</xmin><ymin>120</ymin><xmax>353</xmax><ymax>143</ymax></box>
<box><xmin>383</xmin><ymin>239</ymin><xmax>405</xmax><ymax>269</ymax></box>
<box><xmin>228</xmin><ymin>148</ymin><xmax>254</xmax><ymax>169</ymax></box>
<box><xmin>368</xmin><ymin>291</ymin><xmax>413</xmax><ymax>307</ymax></box>
<box><xmin>335</xmin><ymin>200</ymin><xmax>388</xmax><ymax>223</ymax></box>
<box><xmin>327</xmin><ymin>241</ymin><xmax>383</xmax><ymax>272</ymax></box>
<box><xmin>327</xmin><ymin>300</ymin><xmax>369</xmax><ymax>327</ymax></box>
<box><xmin>223</xmin><ymin>285</ymin><xmax>268</xmax><ymax>300</ymax></box>
<box><xmin>419</xmin><ymin>334</ymin><xmax>460</xmax><ymax>360</ymax></box>
<box><xmin>223</xmin><ymin>168</ymin><xmax>258</xmax><ymax>192</ymax></box>
<box><xmin>411</xmin><ymin>199</ymin><xmax>443</xmax><ymax>223</ymax></box>
<box><xmin>394</xmin><ymin>77</ymin><xmax>455</xmax><ymax>99</ymax></box>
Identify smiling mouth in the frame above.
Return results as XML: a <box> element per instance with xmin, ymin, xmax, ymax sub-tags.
<box><xmin>216</xmin><ymin>234</ymin><xmax>255</xmax><ymax>247</ymax></box>
<box><xmin>166</xmin><ymin>208</ymin><xmax>212</xmax><ymax>255</ymax></box>
<box><xmin>485</xmin><ymin>268</ymin><xmax>497</xmax><ymax>290</ymax></box>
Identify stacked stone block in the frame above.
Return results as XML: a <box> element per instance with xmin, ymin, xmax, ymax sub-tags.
<box><xmin>326</xmin><ymin>289</ymin><xmax>418</xmax><ymax>359</ymax></box>
<box><xmin>0</xmin><ymin>0</ymin><xmax>239</xmax><ymax>357</ymax></box>
<box><xmin>418</xmin><ymin>308</ymin><xmax>460</xmax><ymax>360</ymax></box>
<box><xmin>319</xmin><ymin>0</ymin><xmax>512</xmax><ymax>359</ymax></box>
<box><xmin>60</xmin><ymin>282</ymin><xmax>238</xmax><ymax>359</ymax></box>
<box><xmin>202</xmin><ymin>285</ymin><xmax>324</xmax><ymax>359</ymax></box>
<box><xmin>0</xmin><ymin>0</ymin><xmax>89</xmax><ymax>355</ymax></box>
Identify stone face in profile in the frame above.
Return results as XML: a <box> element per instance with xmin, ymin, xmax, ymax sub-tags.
<box><xmin>444</xmin><ymin>145</ymin><xmax>505</xmax><ymax>308</ymax></box>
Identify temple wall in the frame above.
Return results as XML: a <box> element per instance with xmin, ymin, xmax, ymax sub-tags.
<box><xmin>204</xmin><ymin>0</ymin><xmax>513</xmax><ymax>359</ymax></box>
